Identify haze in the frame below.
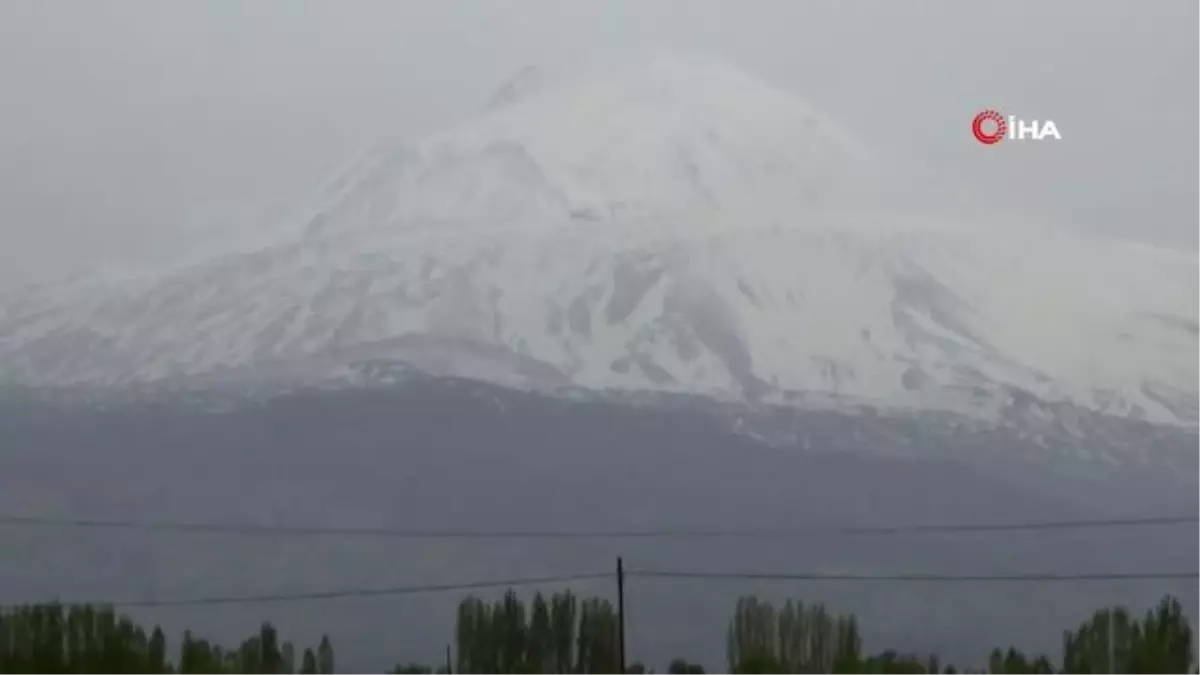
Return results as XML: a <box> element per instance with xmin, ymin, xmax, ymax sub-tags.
<box><xmin>0</xmin><ymin>0</ymin><xmax>1196</xmax><ymax>287</ymax></box>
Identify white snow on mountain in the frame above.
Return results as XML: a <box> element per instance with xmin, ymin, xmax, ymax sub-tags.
<box><xmin>1</xmin><ymin>53</ymin><xmax>1196</xmax><ymax>428</ymax></box>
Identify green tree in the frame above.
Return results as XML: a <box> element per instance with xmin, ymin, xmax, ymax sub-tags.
<box><xmin>148</xmin><ymin>626</ymin><xmax>169</xmax><ymax>674</ymax></box>
<box><xmin>456</xmin><ymin>596</ymin><xmax>495</xmax><ymax>674</ymax></box>
<box><xmin>528</xmin><ymin>593</ymin><xmax>555</xmax><ymax>674</ymax></box>
<box><xmin>390</xmin><ymin>664</ymin><xmax>433</xmax><ymax>674</ymax></box>
<box><xmin>282</xmin><ymin>641</ymin><xmax>296</xmax><ymax>675</ymax></box>
<box><xmin>668</xmin><ymin>657</ymin><xmax>706</xmax><ymax>673</ymax></box>
<box><xmin>1064</xmin><ymin>606</ymin><xmax>1135</xmax><ymax>673</ymax></box>
<box><xmin>1030</xmin><ymin>655</ymin><xmax>1053</xmax><ymax>673</ymax></box>
<box><xmin>727</xmin><ymin>596</ymin><xmax>779</xmax><ymax>673</ymax></box>
<box><xmin>316</xmin><ymin>635</ymin><xmax>334</xmax><ymax>675</ymax></box>
<box><xmin>549</xmin><ymin>592</ymin><xmax>578</xmax><ymax>674</ymax></box>
<box><xmin>833</xmin><ymin>615</ymin><xmax>863</xmax><ymax>673</ymax></box>
<box><xmin>260</xmin><ymin>623</ymin><xmax>283</xmax><ymax>674</ymax></box>
<box><xmin>576</xmin><ymin>598</ymin><xmax>619</xmax><ymax>674</ymax></box>
<box><xmin>1128</xmin><ymin>595</ymin><xmax>1194</xmax><ymax>673</ymax></box>
<box><xmin>857</xmin><ymin>650</ymin><xmax>928</xmax><ymax>673</ymax></box>
<box><xmin>495</xmin><ymin>590</ymin><xmax>528</xmax><ymax>673</ymax></box>
<box><xmin>300</xmin><ymin>648</ymin><xmax>318</xmax><ymax>675</ymax></box>
<box><xmin>1003</xmin><ymin>648</ymin><xmax>1032</xmax><ymax>672</ymax></box>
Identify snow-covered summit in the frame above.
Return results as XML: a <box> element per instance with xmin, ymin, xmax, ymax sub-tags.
<box><xmin>290</xmin><ymin>52</ymin><xmax>893</xmax><ymax>244</ymax></box>
<box><xmin>0</xmin><ymin>54</ymin><xmax>1196</xmax><ymax>430</ymax></box>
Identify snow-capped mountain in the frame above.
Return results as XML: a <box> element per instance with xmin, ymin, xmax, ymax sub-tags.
<box><xmin>1</xmin><ymin>53</ymin><xmax>1196</xmax><ymax>428</ymax></box>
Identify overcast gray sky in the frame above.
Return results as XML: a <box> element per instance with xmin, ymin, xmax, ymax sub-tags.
<box><xmin>0</xmin><ymin>0</ymin><xmax>1195</xmax><ymax>286</ymax></box>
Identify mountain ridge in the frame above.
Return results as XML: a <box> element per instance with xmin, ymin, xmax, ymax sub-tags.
<box><xmin>0</xmin><ymin>54</ymin><xmax>1195</xmax><ymax>432</ymax></box>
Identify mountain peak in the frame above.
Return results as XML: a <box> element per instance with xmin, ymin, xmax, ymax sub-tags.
<box><xmin>294</xmin><ymin>53</ymin><xmax>885</xmax><ymax>244</ymax></box>
<box><xmin>1</xmin><ymin>54</ymin><xmax>1194</xmax><ymax>433</ymax></box>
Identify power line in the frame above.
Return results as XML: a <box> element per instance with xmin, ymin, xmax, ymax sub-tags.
<box><xmin>628</xmin><ymin>569</ymin><xmax>1200</xmax><ymax>583</ymax></box>
<box><xmin>23</xmin><ymin>572</ymin><xmax>611</xmax><ymax>609</ymax></box>
<box><xmin>14</xmin><ymin>568</ymin><xmax>1195</xmax><ymax>611</ymax></box>
<box><xmin>0</xmin><ymin>513</ymin><xmax>1194</xmax><ymax>539</ymax></box>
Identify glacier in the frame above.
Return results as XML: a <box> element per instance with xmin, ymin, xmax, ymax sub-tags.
<box><xmin>0</xmin><ymin>53</ymin><xmax>1196</xmax><ymax>429</ymax></box>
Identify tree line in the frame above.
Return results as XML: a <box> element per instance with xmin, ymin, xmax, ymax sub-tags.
<box><xmin>0</xmin><ymin>592</ymin><xmax>1192</xmax><ymax>673</ymax></box>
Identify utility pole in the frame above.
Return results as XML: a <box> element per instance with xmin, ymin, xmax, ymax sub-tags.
<box><xmin>445</xmin><ymin>644</ymin><xmax>452</xmax><ymax>674</ymax></box>
<box><xmin>617</xmin><ymin>556</ymin><xmax>627</xmax><ymax>674</ymax></box>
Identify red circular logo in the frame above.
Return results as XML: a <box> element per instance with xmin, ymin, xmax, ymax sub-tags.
<box><xmin>972</xmin><ymin>110</ymin><xmax>1007</xmax><ymax>145</ymax></box>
